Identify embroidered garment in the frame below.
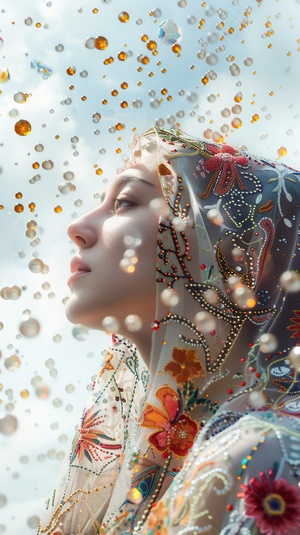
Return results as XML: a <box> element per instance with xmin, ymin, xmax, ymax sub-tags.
<box><xmin>38</xmin><ymin>127</ymin><xmax>300</xmax><ymax>535</ymax></box>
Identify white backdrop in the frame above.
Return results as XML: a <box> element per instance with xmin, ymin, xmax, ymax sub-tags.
<box><xmin>0</xmin><ymin>0</ymin><xmax>299</xmax><ymax>533</ymax></box>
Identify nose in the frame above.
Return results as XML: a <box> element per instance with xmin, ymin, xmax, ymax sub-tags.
<box><xmin>67</xmin><ymin>213</ymin><xmax>98</xmax><ymax>248</ymax></box>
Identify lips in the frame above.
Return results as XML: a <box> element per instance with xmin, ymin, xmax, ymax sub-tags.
<box><xmin>68</xmin><ymin>256</ymin><xmax>91</xmax><ymax>286</ymax></box>
<box><xmin>70</xmin><ymin>256</ymin><xmax>91</xmax><ymax>275</ymax></box>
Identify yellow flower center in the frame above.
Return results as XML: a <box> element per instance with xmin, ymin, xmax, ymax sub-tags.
<box><xmin>263</xmin><ymin>493</ymin><xmax>286</xmax><ymax>516</ymax></box>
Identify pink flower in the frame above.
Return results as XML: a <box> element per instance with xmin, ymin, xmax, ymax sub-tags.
<box><xmin>238</xmin><ymin>469</ymin><xmax>300</xmax><ymax>534</ymax></box>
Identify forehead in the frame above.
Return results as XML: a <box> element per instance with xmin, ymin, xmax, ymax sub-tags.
<box><xmin>111</xmin><ymin>148</ymin><xmax>160</xmax><ymax>190</ymax></box>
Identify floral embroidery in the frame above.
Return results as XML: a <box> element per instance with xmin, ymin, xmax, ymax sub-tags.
<box><xmin>146</xmin><ymin>501</ymin><xmax>169</xmax><ymax>535</ymax></box>
<box><xmin>238</xmin><ymin>469</ymin><xmax>300</xmax><ymax>535</ymax></box>
<box><xmin>164</xmin><ymin>347</ymin><xmax>203</xmax><ymax>384</ymax></box>
<box><xmin>200</xmin><ymin>144</ymin><xmax>249</xmax><ymax>198</ymax></box>
<box><xmin>71</xmin><ymin>406</ymin><xmax>121</xmax><ymax>463</ymax></box>
<box><xmin>287</xmin><ymin>310</ymin><xmax>300</xmax><ymax>345</ymax></box>
<box><xmin>140</xmin><ymin>386</ymin><xmax>198</xmax><ymax>457</ymax></box>
<box><xmin>98</xmin><ymin>350</ymin><xmax>115</xmax><ymax>377</ymax></box>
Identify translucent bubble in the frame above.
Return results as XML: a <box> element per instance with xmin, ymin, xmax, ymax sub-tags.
<box><xmin>157</xmin><ymin>19</ymin><xmax>182</xmax><ymax>46</ymax></box>
<box><xmin>55</xmin><ymin>43</ymin><xmax>64</xmax><ymax>52</ymax></box>
<box><xmin>259</xmin><ymin>333</ymin><xmax>278</xmax><ymax>353</ymax></box>
<box><xmin>24</xmin><ymin>17</ymin><xmax>33</xmax><ymax>25</ymax></box>
<box><xmin>132</xmin><ymin>99</ymin><xmax>143</xmax><ymax>108</ymax></box>
<box><xmin>42</xmin><ymin>160</ymin><xmax>54</xmax><ymax>170</ymax></box>
<box><xmin>72</xmin><ymin>325</ymin><xmax>89</xmax><ymax>341</ymax></box>
<box><xmin>197</xmin><ymin>49</ymin><xmax>206</xmax><ymax>60</ymax></box>
<box><xmin>19</xmin><ymin>455</ymin><xmax>29</xmax><ymax>464</ymax></box>
<box><xmin>0</xmin><ymin>322</ymin><xmax>3</xmax><ymax>330</ymax></box>
<box><xmin>63</xmin><ymin>170</ymin><xmax>74</xmax><ymax>181</ymax></box>
<box><xmin>4</xmin><ymin>355</ymin><xmax>21</xmax><ymax>371</ymax></box>
<box><xmin>0</xmin><ymin>414</ymin><xmax>18</xmax><ymax>435</ymax></box>
<box><xmin>35</xmin><ymin>384</ymin><xmax>50</xmax><ymax>398</ymax></box>
<box><xmin>20</xmin><ymin>317</ymin><xmax>40</xmax><ymax>337</ymax></box>
<box><xmin>65</xmin><ymin>404</ymin><xmax>73</xmax><ymax>412</ymax></box>
<box><xmin>161</xmin><ymin>288</ymin><xmax>179</xmax><ymax>307</ymax></box>
<box><xmin>80</xmin><ymin>70</ymin><xmax>88</xmax><ymax>78</ymax></box>
<box><xmin>65</xmin><ymin>383</ymin><xmax>75</xmax><ymax>393</ymax></box>
<box><xmin>45</xmin><ymin>358</ymin><xmax>55</xmax><ymax>369</ymax></box>
<box><xmin>49</xmin><ymin>368</ymin><xmax>58</xmax><ymax>378</ymax></box>
<box><xmin>0</xmin><ymin>495</ymin><xmax>7</xmax><ymax>508</ymax></box>
<box><xmin>136</xmin><ymin>18</ymin><xmax>143</xmax><ymax>25</ymax></box>
<box><xmin>203</xmin><ymin>289</ymin><xmax>219</xmax><ymax>305</ymax></box>
<box><xmin>232</xmin><ymin>104</ymin><xmax>242</xmax><ymax>114</ymax></box>
<box><xmin>231</xmin><ymin>117</ymin><xmax>242</xmax><ymax>129</ymax></box>
<box><xmin>58</xmin><ymin>434</ymin><xmax>68</xmax><ymax>443</ymax></box>
<box><xmin>74</xmin><ymin>199</ymin><xmax>82</xmax><ymax>207</ymax></box>
<box><xmin>28</xmin><ymin>258</ymin><xmax>44</xmax><ymax>273</ymax></box>
<box><xmin>53</xmin><ymin>334</ymin><xmax>62</xmax><ymax>343</ymax></box>
<box><xmin>244</xmin><ymin>57</ymin><xmax>253</xmax><ymax>66</ymax></box>
<box><xmin>14</xmin><ymin>119</ymin><xmax>31</xmax><ymax>136</ymax></box>
<box><xmin>288</xmin><ymin>346</ymin><xmax>300</xmax><ymax>371</ymax></box>
<box><xmin>0</xmin><ymin>285</ymin><xmax>21</xmax><ymax>300</ymax></box>
<box><xmin>207</xmin><ymin>94</ymin><xmax>216</xmax><ymax>103</ymax></box>
<box><xmin>34</xmin><ymin>143</ymin><xmax>44</xmax><ymax>152</ymax></box>
<box><xmin>85</xmin><ymin>37</ymin><xmax>95</xmax><ymax>49</ymax></box>
<box><xmin>172</xmin><ymin>216</ymin><xmax>188</xmax><ymax>231</ymax></box>
<box><xmin>220</xmin><ymin>124</ymin><xmax>229</xmax><ymax>134</ymax></box>
<box><xmin>232</xmin><ymin>286</ymin><xmax>256</xmax><ymax>309</ymax></box>
<box><xmin>52</xmin><ymin>398</ymin><xmax>63</xmax><ymax>408</ymax></box>
<box><xmin>124</xmin><ymin>315</ymin><xmax>142</xmax><ymax>332</ymax></box>
<box><xmin>0</xmin><ymin>525</ymin><xmax>6</xmax><ymax>534</ymax></box>
<box><xmin>229</xmin><ymin>63</ymin><xmax>240</xmax><ymax>76</ymax></box>
<box><xmin>151</xmin><ymin>7</ymin><xmax>161</xmax><ymax>17</ymax></box>
<box><xmin>13</xmin><ymin>91</ymin><xmax>26</xmax><ymax>104</ymax></box>
<box><xmin>206</xmin><ymin>53</ymin><xmax>218</xmax><ymax>65</ymax></box>
<box><xmin>280</xmin><ymin>270</ymin><xmax>300</xmax><ymax>292</ymax></box>
<box><xmin>248</xmin><ymin>391</ymin><xmax>268</xmax><ymax>409</ymax></box>
<box><xmin>58</xmin><ymin>183</ymin><xmax>75</xmax><ymax>194</ymax></box>
<box><xmin>187</xmin><ymin>15</ymin><xmax>196</xmax><ymax>24</ymax></box>
<box><xmin>27</xmin><ymin>516</ymin><xmax>40</xmax><ymax>529</ymax></box>
<box><xmin>207</xmin><ymin>208</ymin><xmax>224</xmax><ymax>226</ymax></box>
<box><xmin>194</xmin><ymin>311</ymin><xmax>216</xmax><ymax>333</ymax></box>
<box><xmin>9</xmin><ymin>108</ymin><xmax>18</xmax><ymax>117</ymax></box>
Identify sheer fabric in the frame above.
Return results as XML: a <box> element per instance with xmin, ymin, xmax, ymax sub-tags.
<box><xmin>38</xmin><ymin>128</ymin><xmax>300</xmax><ymax>535</ymax></box>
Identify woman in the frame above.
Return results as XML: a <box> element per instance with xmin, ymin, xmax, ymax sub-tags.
<box><xmin>38</xmin><ymin>127</ymin><xmax>300</xmax><ymax>535</ymax></box>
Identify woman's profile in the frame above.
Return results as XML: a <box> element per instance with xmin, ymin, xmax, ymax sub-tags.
<box><xmin>37</xmin><ymin>126</ymin><xmax>300</xmax><ymax>535</ymax></box>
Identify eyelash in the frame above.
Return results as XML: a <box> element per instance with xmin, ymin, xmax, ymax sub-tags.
<box><xmin>113</xmin><ymin>197</ymin><xmax>135</xmax><ymax>212</ymax></box>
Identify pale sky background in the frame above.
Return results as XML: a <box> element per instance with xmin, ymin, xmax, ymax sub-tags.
<box><xmin>0</xmin><ymin>0</ymin><xmax>300</xmax><ymax>533</ymax></box>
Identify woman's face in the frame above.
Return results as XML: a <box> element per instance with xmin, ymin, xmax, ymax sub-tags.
<box><xmin>66</xmin><ymin>148</ymin><xmax>164</xmax><ymax>338</ymax></box>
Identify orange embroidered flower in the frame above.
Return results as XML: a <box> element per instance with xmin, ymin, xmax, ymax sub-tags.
<box><xmin>141</xmin><ymin>386</ymin><xmax>198</xmax><ymax>458</ymax></box>
<box><xmin>287</xmin><ymin>310</ymin><xmax>300</xmax><ymax>345</ymax></box>
<box><xmin>98</xmin><ymin>350</ymin><xmax>115</xmax><ymax>377</ymax></box>
<box><xmin>164</xmin><ymin>347</ymin><xmax>203</xmax><ymax>384</ymax></box>
<box><xmin>146</xmin><ymin>500</ymin><xmax>169</xmax><ymax>535</ymax></box>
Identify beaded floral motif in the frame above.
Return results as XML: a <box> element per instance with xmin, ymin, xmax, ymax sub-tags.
<box><xmin>287</xmin><ymin>310</ymin><xmax>300</xmax><ymax>345</ymax></box>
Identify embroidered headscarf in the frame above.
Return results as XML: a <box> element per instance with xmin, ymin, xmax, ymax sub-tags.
<box><xmin>38</xmin><ymin>127</ymin><xmax>300</xmax><ymax>535</ymax></box>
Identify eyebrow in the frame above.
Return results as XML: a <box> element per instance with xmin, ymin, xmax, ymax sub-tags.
<box><xmin>100</xmin><ymin>174</ymin><xmax>156</xmax><ymax>203</ymax></box>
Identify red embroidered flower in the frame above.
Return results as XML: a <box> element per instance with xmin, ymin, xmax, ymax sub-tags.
<box><xmin>140</xmin><ymin>386</ymin><xmax>198</xmax><ymax>458</ymax></box>
<box><xmin>238</xmin><ymin>469</ymin><xmax>300</xmax><ymax>535</ymax></box>
<box><xmin>287</xmin><ymin>310</ymin><xmax>300</xmax><ymax>345</ymax></box>
<box><xmin>164</xmin><ymin>347</ymin><xmax>203</xmax><ymax>384</ymax></box>
<box><xmin>200</xmin><ymin>144</ymin><xmax>249</xmax><ymax>198</ymax></box>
